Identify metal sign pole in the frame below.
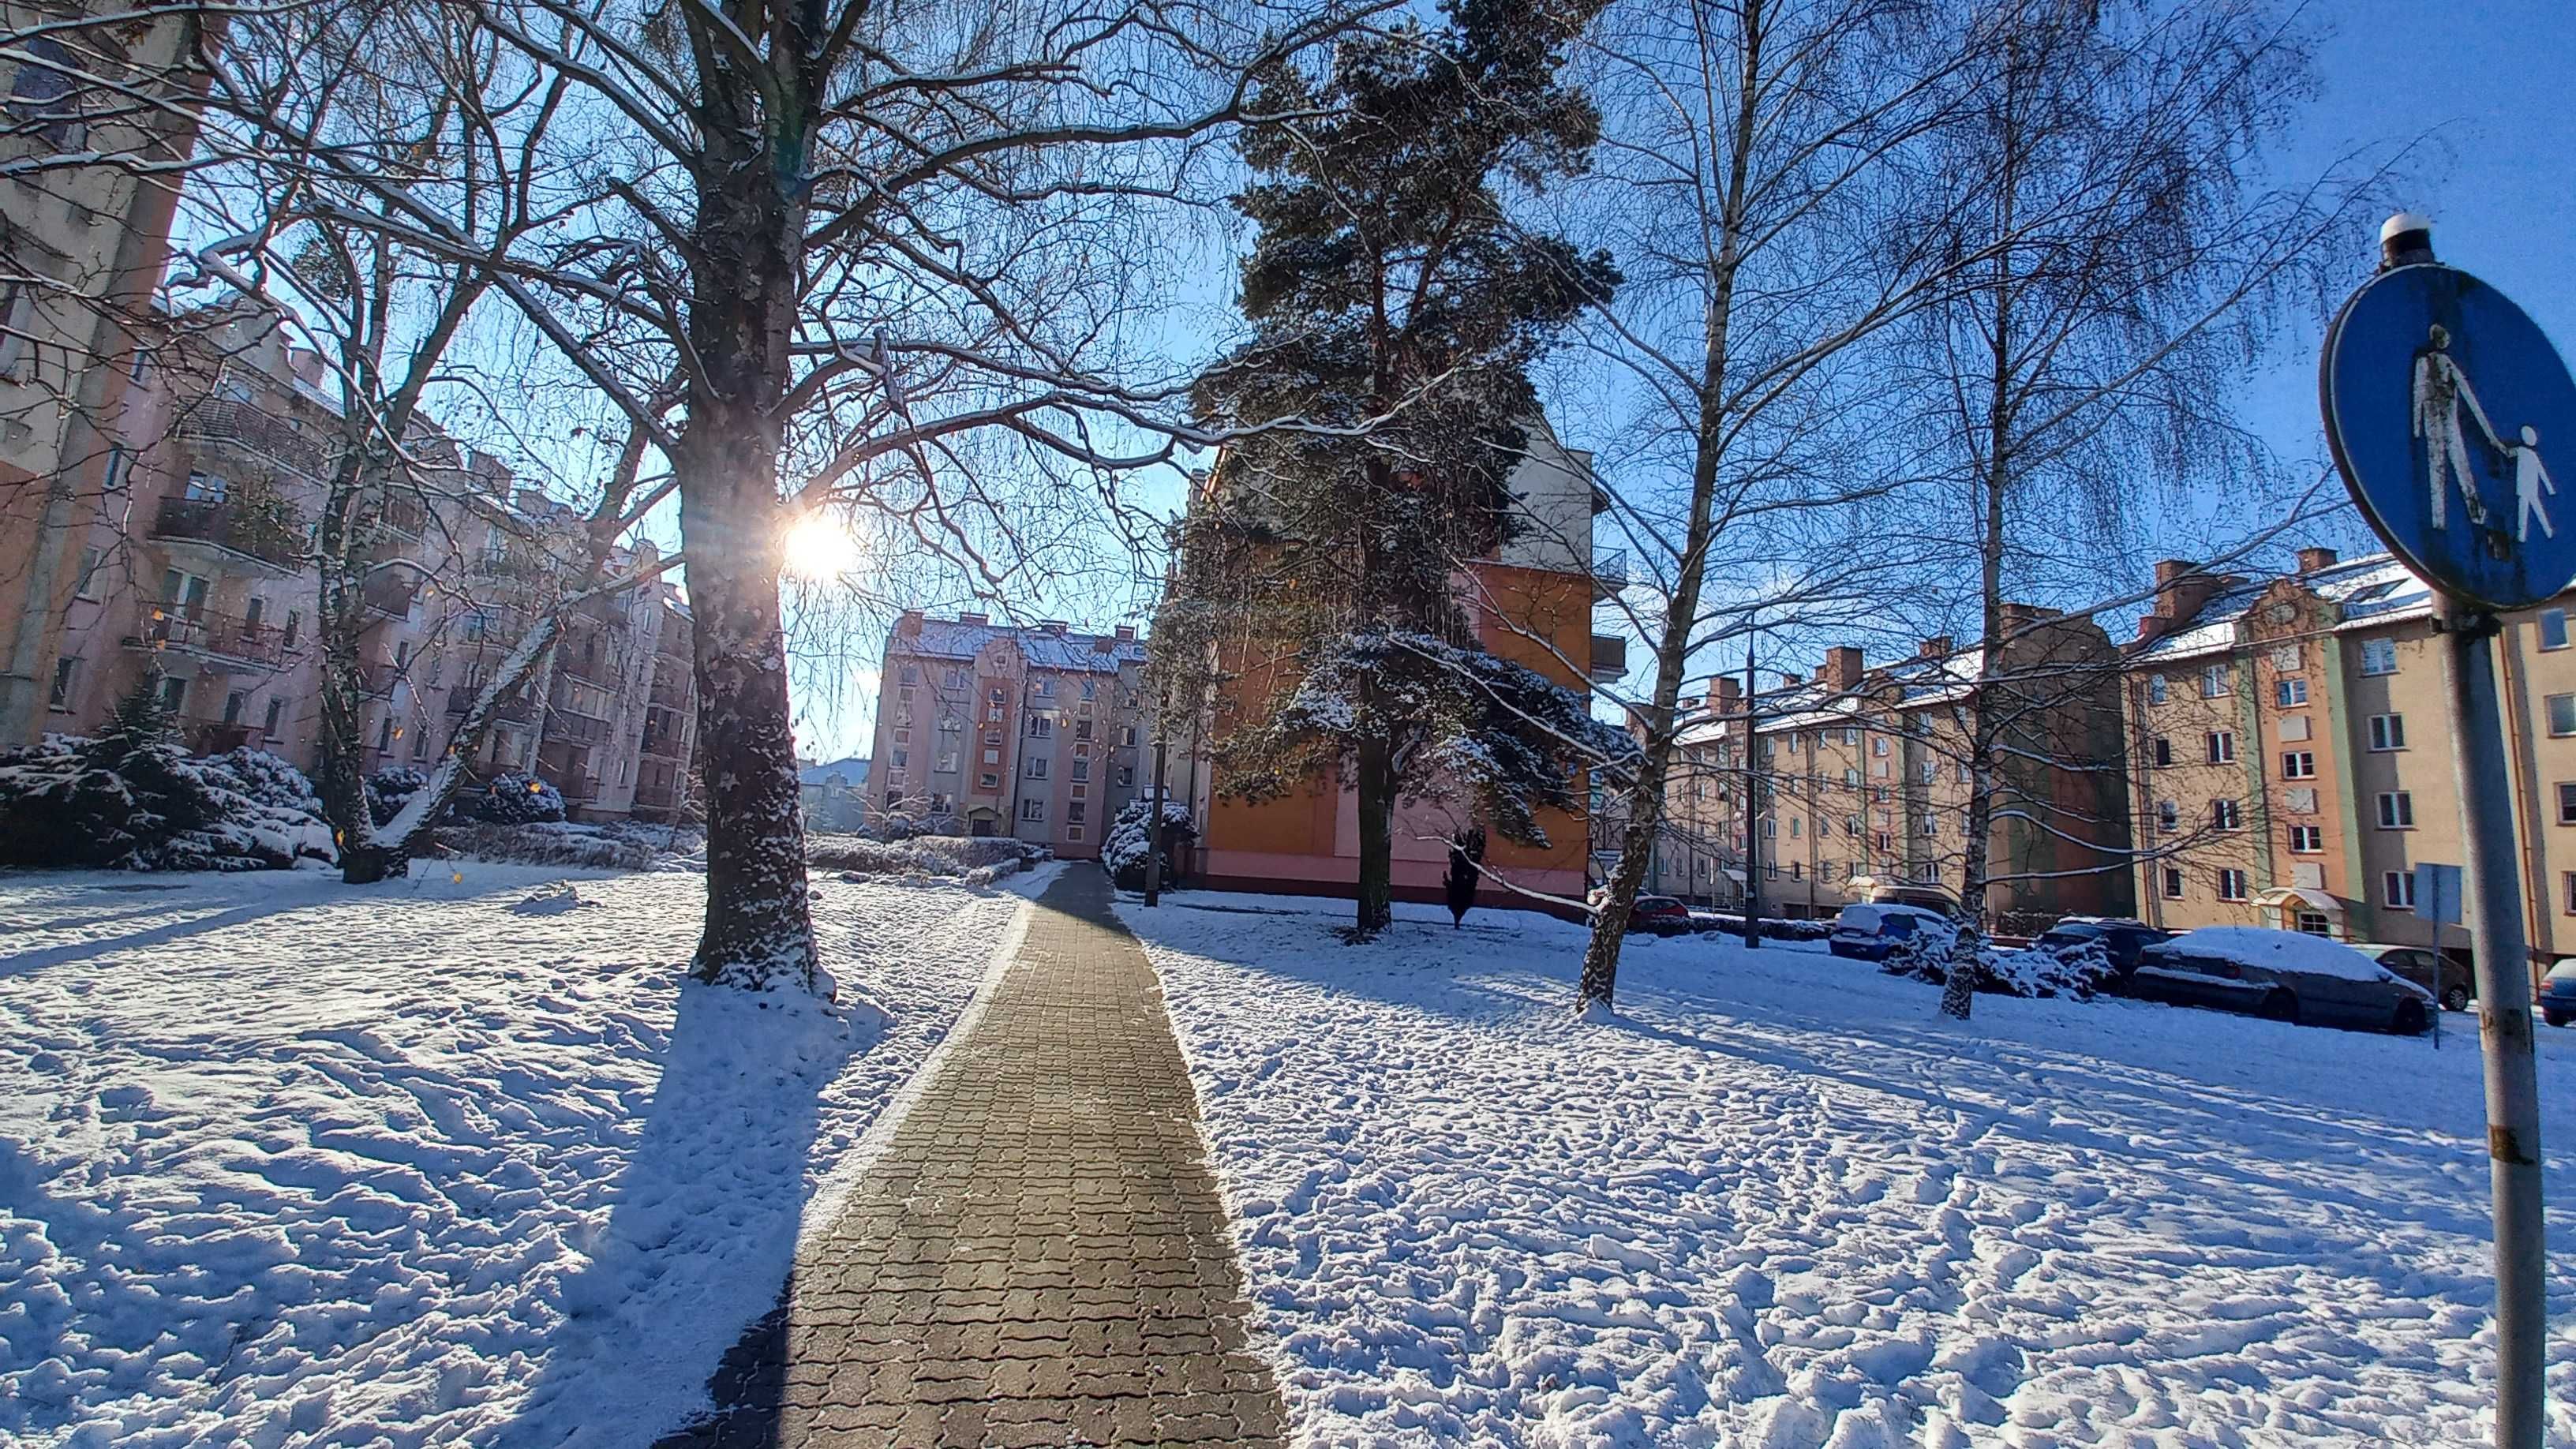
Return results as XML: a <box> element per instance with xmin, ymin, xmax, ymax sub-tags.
<box><xmin>2323</xmin><ymin>215</ymin><xmax>2559</xmax><ymax>1449</ymax></box>
<box><xmin>2436</xmin><ymin>602</ymin><xmax>2548</xmax><ymax>1446</ymax></box>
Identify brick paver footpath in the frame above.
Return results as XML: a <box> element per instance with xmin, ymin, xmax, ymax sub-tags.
<box><xmin>662</xmin><ymin>864</ymin><xmax>1287</xmax><ymax>1448</ymax></box>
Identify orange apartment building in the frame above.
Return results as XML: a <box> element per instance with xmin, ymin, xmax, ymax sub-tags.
<box><xmin>1647</xmin><ymin>615</ymin><xmax>2135</xmax><ymax>931</ymax></box>
<box><xmin>1172</xmin><ymin>417</ymin><xmax>1626</xmax><ymax>912</ymax></box>
<box><xmin>2125</xmin><ymin>545</ymin><xmax>2576</xmax><ymax>972</ymax></box>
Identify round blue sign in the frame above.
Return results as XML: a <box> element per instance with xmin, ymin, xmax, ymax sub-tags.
<box><xmin>2322</xmin><ymin>263</ymin><xmax>2576</xmax><ymax>611</ymax></box>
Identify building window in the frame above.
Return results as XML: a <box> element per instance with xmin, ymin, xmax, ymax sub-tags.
<box><xmin>2377</xmin><ymin>791</ymin><xmax>2414</xmax><ymax>829</ymax></box>
<box><xmin>2147</xmin><ymin>674</ymin><xmax>2169</xmax><ymax>706</ymax></box>
<box><xmin>936</xmin><ymin>751</ymin><xmax>959</xmax><ymax>773</ymax></box>
<box><xmin>1118</xmin><ymin>725</ymin><xmax>1139</xmax><ymax>747</ymax></box>
<box><xmin>1026</xmin><ymin>756</ymin><xmax>1048</xmax><ymax>779</ymax></box>
<box><xmin>0</xmin><ymin>282</ymin><xmax>32</xmax><ymax>378</ymax></box>
<box><xmin>1020</xmin><ymin>798</ymin><xmax>1045</xmax><ymax>821</ymax></box>
<box><xmin>2289</xmin><ymin>824</ymin><xmax>2322</xmax><ymax>852</ymax></box>
<box><xmin>1071</xmin><ymin>759</ymin><xmax>1090</xmax><ymax>782</ymax></box>
<box><xmin>2565</xmin><ymin>872</ymin><xmax>2576</xmax><ymax>915</ymax></box>
<box><xmin>264</xmin><ymin>697</ymin><xmax>283</xmax><ymax>736</ymax></box>
<box><xmin>2551</xmin><ymin>694</ymin><xmax>2576</xmax><ymax>737</ymax></box>
<box><xmin>2368</xmin><ymin>713</ymin><xmax>2405</xmax><ymax>751</ymax></box>
<box><xmin>2560</xmin><ymin>781</ymin><xmax>2576</xmax><ymax>826</ymax></box>
<box><xmin>890</xmin><ymin>749</ymin><xmax>908</xmax><ymax>769</ymax></box>
<box><xmin>47</xmin><ymin>656</ymin><xmax>76</xmax><ymax>710</ymax></box>
<box><xmin>2386</xmin><ymin>871</ymin><xmax>2417</xmax><ymax>909</ymax></box>
<box><xmin>2275</xmin><ymin>677</ymin><xmax>2308</xmax><ymax>706</ymax></box>
<box><xmin>1032</xmin><ymin>676</ymin><xmax>1054</xmax><ymax>698</ymax></box>
<box><xmin>980</xmin><ymin>772</ymin><xmax>1001</xmax><ymax>790</ymax></box>
<box><xmin>2162</xmin><ymin>867</ymin><xmax>2185</xmax><ymax>900</ymax></box>
<box><xmin>1872</xmin><ymin>737</ymin><xmax>1888</xmax><ymax>757</ymax></box>
<box><xmin>2155</xmin><ymin>799</ymin><xmax>2178</xmax><ymax>833</ymax></box>
<box><xmin>2216</xmin><ymin>868</ymin><xmax>2248</xmax><ymax>901</ymax></box>
<box><xmin>2205</xmin><ymin>731</ymin><xmax>2234</xmax><ymax>765</ymax></box>
<box><xmin>2544</xmin><ymin>609</ymin><xmax>2570</xmax><ymax>650</ymax></box>
<box><xmin>2359</xmin><ymin>638</ymin><xmax>2398</xmax><ymax>676</ymax></box>
<box><xmin>982</xmin><ymin>747</ymin><xmax>1000</xmax><ymax>766</ymax></box>
<box><xmin>2281</xmin><ymin>751</ymin><xmax>2316</xmax><ymax>780</ymax></box>
<box><xmin>1067</xmin><ymin>802</ymin><xmax>1086</xmax><ymax>824</ymax></box>
<box><xmin>1028</xmin><ymin>714</ymin><xmax>1054</xmax><ymax>739</ymax></box>
<box><xmin>2152</xmin><ymin>736</ymin><xmax>2174</xmax><ymax>767</ymax></box>
<box><xmin>2294</xmin><ymin>912</ymin><xmax>2331</xmax><ymax>937</ymax></box>
<box><xmin>2211</xmin><ymin>799</ymin><xmax>2243</xmax><ymax>831</ymax></box>
<box><xmin>2201</xmin><ymin>663</ymin><xmax>2231</xmax><ymax>698</ymax></box>
<box><xmin>900</xmin><ymin>665</ymin><xmax>919</xmax><ymax>685</ymax></box>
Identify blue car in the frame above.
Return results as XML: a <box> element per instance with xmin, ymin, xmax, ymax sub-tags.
<box><xmin>1827</xmin><ymin>903</ymin><xmax>1956</xmax><ymax>962</ymax></box>
<box><xmin>2543</xmin><ymin>959</ymin><xmax>2576</xmax><ymax>1028</ymax></box>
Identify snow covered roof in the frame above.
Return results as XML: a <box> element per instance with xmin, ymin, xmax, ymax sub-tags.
<box><xmin>890</xmin><ymin>616</ymin><xmax>1146</xmax><ymax>675</ymax></box>
<box><xmin>2132</xmin><ymin>552</ymin><xmax>2442</xmax><ymax>665</ymax></box>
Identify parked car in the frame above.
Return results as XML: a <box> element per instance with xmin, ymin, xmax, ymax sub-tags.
<box><xmin>2033</xmin><ymin>918</ymin><xmax>2171</xmax><ymax>983</ymax></box>
<box><xmin>2541</xmin><ymin>959</ymin><xmax>2576</xmax><ymax>1028</ymax></box>
<box><xmin>2347</xmin><ymin>942</ymin><xmax>2473</xmax><ymax>1013</ymax></box>
<box><xmin>1627</xmin><ymin>896</ymin><xmax>1693</xmax><ymax>937</ymax></box>
<box><xmin>2132</xmin><ymin>927</ymin><xmax>2432</xmax><ymax>1034</ymax></box>
<box><xmin>1828</xmin><ymin>903</ymin><xmax>1957</xmax><ymax>962</ymax></box>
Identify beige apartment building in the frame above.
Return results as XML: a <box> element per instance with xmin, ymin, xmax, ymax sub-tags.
<box><xmin>2125</xmin><ymin>546</ymin><xmax>2576</xmax><ymax>970</ymax></box>
<box><xmin>1645</xmin><ymin>614</ymin><xmax>2135</xmax><ymax>933</ymax></box>
<box><xmin>868</xmin><ymin>611</ymin><xmax>1148</xmax><ymax>858</ymax></box>
<box><xmin>39</xmin><ymin>301</ymin><xmax>698</xmax><ymax>822</ymax></box>
<box><xmin>1</xmin><ymin>4</ymin><xmax>212</xmax><ymax>741</ymax></box>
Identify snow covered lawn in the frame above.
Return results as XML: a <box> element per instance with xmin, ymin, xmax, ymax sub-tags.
<box><xmin>0</xmin><ymin>862</ymin><xmax>1048</xmax><ymax>1447</ymax></box>
<box><xmin>1120</xmin><ymin>893</ymin><xmax>2576</xmax><ymax>1447</ymax></box>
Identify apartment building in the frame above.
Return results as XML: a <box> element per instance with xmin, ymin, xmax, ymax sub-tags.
<box><xmin>2123</xmin><ymin>545</ymin><xmax>2576</xmax><ymax>967</ymax></box>
<box><xmin>0</xmin><ymin>5</ymin><xmax>212</xmax><ymax>739</ymax></box>
<box><xmin>1172</xmin><ymin>416</ymin><xmax>1627</xmax><ymax>910</ymax></box>
<box><xmin>1648</xmin><ymin>616</ymin><xmax>2135</xmax><ymax>932</ymax></box>
<box><xmin>867</xmin><ymin>612</ymin><xmax>1148</xmax><ymax>858</ymax></box>
<box><xmin>38</xmin><ymin>301</ymin><xmax>697</xmax><ymax>822</ymax></box>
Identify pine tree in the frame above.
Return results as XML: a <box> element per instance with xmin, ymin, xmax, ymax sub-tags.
<box><xmin>91</xmin><ymin>665</ymin><xmax>177</xmax><ymax>766</ymax></box>
<box><xmin>1189</xmin><ymin>0</ymin><xmax>1620</xmax><ymax>936</ymax></box>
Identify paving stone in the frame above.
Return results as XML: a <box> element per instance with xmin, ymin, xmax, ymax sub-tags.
<box><xmin>657</xmin><ymin>865</ymin><xmax>1284</xmax><ymax>1449</ymax></box>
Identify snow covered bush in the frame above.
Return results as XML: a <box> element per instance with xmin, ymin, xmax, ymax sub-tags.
<box><xmin>807</xmin><ymin>833</ymin><xmax>1044</xmax><ymax>879</ymax></box>
<box><xmin>426</xmin><ymin>822</ymin><xmax>654</xmax><ymax>871</ymax></box>
<box><xmin>1103</xmin><ymin>797</ymin><xmax>1195</xmax><ymax>890</ymax></box>
<box><xmin>457</xmin><ymin>771</ymin><xmax>567</xmax><ymax>825</ymax></box>
<box><xmin>0</xmin><ymin>727</ymin><xmax>332</xmax><ymax>873</ymax></box>
<box><xmin>1878</xmin><ymin>931</ymin><xmax>2116</xmax><ymax>1001</ymax></box>
<box><xmin>365</xmin><ymin>766</ymin><xmax>429</xmax><ymax>826</ymax></box>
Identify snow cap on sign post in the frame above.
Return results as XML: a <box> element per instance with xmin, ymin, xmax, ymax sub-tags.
<box><xmin>2322</xmin><ymin>215</ymin><xmax>2576</xmax><ymax>612</ymax></box>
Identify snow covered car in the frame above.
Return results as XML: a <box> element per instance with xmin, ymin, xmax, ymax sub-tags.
<box><xmin>2347</xmin><ymin>942</ymin><xmax>2474</xmax><ymax>1013</ymax></box>
<box><xmin>2033</xmin><ymin>918</ymin><xmax>2170</xmax><ymax>984</ymax></box>
<box><xmin>1627</xmin><ymin>895</ymin><xmax>1693</xmax><ymax>937</ymax></box>
<box><xmin>2541</xmin><ymin>959</ymin><xmax>2576</xmax><ymax>1028</ymax></box>
<box><xmin>1826</xmin><ymin>903</ymin><xmax>1956</xmax><ymax>962</ymax></box>
<box><xmin>2130</xmin><ymin>927</ymin><xmax>2432</xmax><ymax>1034</ymax></box>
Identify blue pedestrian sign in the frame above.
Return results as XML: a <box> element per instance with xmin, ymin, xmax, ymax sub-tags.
<box><xmin>2323</xmin><ymin>258</ymin><xmax>2576</xmax><ymax>611</ymax></box>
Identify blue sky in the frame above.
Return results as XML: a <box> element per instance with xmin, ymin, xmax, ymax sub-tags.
<box><xmin>787</xmin><ymin>0</ymin><xmax>2576</xmax><ymax>763</ymax></box>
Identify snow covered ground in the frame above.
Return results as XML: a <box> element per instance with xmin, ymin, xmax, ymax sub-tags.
<box><xmin>1120</xmin><ymin>893</ymin><xmax>2576</xmax><ymax>1447</ymax></box>
<box><xmin>0</xmin><ymin>861</ymin><xmax>1052</xmax><ymax>1447</ymax></box>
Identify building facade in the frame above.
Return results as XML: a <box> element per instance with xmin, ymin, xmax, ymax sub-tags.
<box><xmin>1</xmin><ymin>5</ymin><xmax>212</xmax><ymax>740</ymax></box>
<box><xmin>867</xmin><ymin>612</ymin><xmax>1148</xmax><ymax>859</ymax></box>
<box><xmin>1646</xmin><ymin>616</ymin><xmax>2135</xmax><ymax>932</ymax></box>
<box><xmin>37</xmin><ymin>301</ymin><xmax>696</xmax><ymax>822</ymax></box>
<box><xmin>1172</xmin><ymin>417</ymin><xmax>1625</xmax><ymax>912</ymax></box>
<box><xmin>2122</xmin><ymin>546</ymin><xmax>2576</xmax><ymax>968</ymax></box>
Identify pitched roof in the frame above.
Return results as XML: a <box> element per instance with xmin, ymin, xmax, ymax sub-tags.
<box><xmin>890</xmin><ymin>617</ymin><xmax>1146</xmax><ymax>674</ymax></box>
<box><xmin>798</xmin><ymin>755</ymin><xmax>871</xmax><ymax>785</ymax></box>
<box><xmin>2132</xmin><ymin>552</ymin><xmax>2437</xmax><ymax>664</ymax></box>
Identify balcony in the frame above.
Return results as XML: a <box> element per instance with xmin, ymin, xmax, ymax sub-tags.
<box><xmin>445</xmin><ymin>684</ymin><xmax>535</xmax><ymax>724</ymax></box>
<box><xmin>1589</xmin><ymin>633</ymin><xmax>1627</xmax><ymax>683</ymax></box>
<box><xmin>377</xmin><ymin>495</ymin><xmax>426</xmax><ymax>540</ymax></box>
<box><xmin>556</xmin><ymin>648</ymin><xmax>611</xmax><ymax>687</ymax></box>
<box><xmin>656</xmin><ymin>621</ymin><xmax>691</xmax><ymax>661</ymax></box>
<box><xmin>634</xmin><ymin>779</ymin><xmax>680</xmax><ymax>811</ymax></box>
<box><xmin>150</xmin><ymin>496</ymin><xmax>305</xmax><ymax>577</ymax></box>
<box><xmin>577</xmin><ymin>590</ymin><xmax>631</xmax><ymax>626</ymax></box>
<box><xmin>557</xmin><ymin>774</ymin><xmax>603</xmax><ymax>805</ymax></box>
<box><xmin>548</xmin><ymin>707</ymin><xmax>610</xmax><ymax>745</ymax></box>
<box><xmin>1590</xmin><ymin>549</ymin><xmax>1629</xmax><ymax>602</ymax></box>
<box><xmin>470</xmin><ymin>545</ymin><xmax>555</xmax><ymax>585</ymax></box>
<box><xmin>641</xmin><ymin>724</ymin><xmax>685</xmax><ymax>759</ymax></box>
<box><xmin>649</xmin><ymin>672</ymin><xmax>688</xmax><ymax>710</ymax></box>
<box><xmin>130</xmin><ymin>601</ymin><xmax>289</xmax><ymax>671</ymax></box>
<box><xmin>175</xmin><ymin>399</ymin><xmax>327</xmax><ymax>477</ymax></box>
<box><xmin>180</xmin><ymin>717</ymin><xmax>266</xmax><ymax>755</ymax></box>
<box><xmin>358</xmin><ymin>660</ymin><xmax>407</xmax><ymax>697</ymax></box>
<box><xmin>359</xmin><ymin>574</ymin><xmax>417</xmax><ymax>623</ymax></box>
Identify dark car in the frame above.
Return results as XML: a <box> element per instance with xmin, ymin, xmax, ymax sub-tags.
<box><xmin>1827</xmin><ymin>903</ymin><xmax>1957</xmax><ymax>962</ymax></box>
<box><xmin>2542</xmin><ymin>959</ymin><xmax>2576</xmax><ymax>1028</ymax></box>
<box><xmin>1627</xmin><ymin>896</ymin><xmax>1693</xmax><ymax>937</ymax></box>
<box><xmin>2131</xmin><ymin>927</ymin><xmax>2432</xmax><ymax>1034</ymax></box>
<box><xmin>2349</xmin><ymin>943</ymin><xmax>2474</xmax><ymax>1013</ymax></box>
<box><xmin>2034</xmin><ymin>919</ymin><xmax>2172</xmax><ymax>981</ymax></box>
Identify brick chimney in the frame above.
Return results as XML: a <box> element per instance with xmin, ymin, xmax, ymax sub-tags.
<box><xmin>1709</xmin><ymin>676</ymin><xmax>1743</xmax><ymax>714</ymax></box>
<box><xmin>1779</xmin><ymin>671</ymin><xmax>1803</xmax><ymax>687</ymax></box>
<box><xmin>958</xmin><ymin>612</ymin><xmax>989</xmax><ymax>626</ymax></box>
<box><xmin>898</xmin><ymin>608</ymin><xmax>924</xmax><ymax>638</ymax></box>
<box><xmin>1823</xmin><ymin>646</ymin><xmax>1863</xmax><ymax>691</ymax></box>
<box><xmin>2138</xmin><ymin>559</ymin><xmax>2223</xmax><ymax>646</ymax></box>
<box><xmin>1998</xmin><ymin>601</ymin><xmax>2061</xmax><ymax>634</ymax></box>
<box><xmin>2296</xmin><ymin>545</ymin><xmax>2338</xmax><ymax>574</ymax></box>
<box><xmin>1918</xmin><ymin>636</ymin><xmax>1953</xmax><ymax>661</ymax></box>
<box><xmin>1113</xmin><ymin>624</ymin><xmax>1136</xmax><ymax>641</ymax></box>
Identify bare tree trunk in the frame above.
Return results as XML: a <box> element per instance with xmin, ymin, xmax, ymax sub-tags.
<box><xmin>1353</xmin><ymin>713</ymin><xmax>1396</xmax><ymax>936</ymax></box>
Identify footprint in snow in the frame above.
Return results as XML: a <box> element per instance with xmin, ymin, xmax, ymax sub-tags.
<box><xmin>509</xmin><ymin>885</ymin><xmax>595</xmax><ymax>916</ymax></box>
